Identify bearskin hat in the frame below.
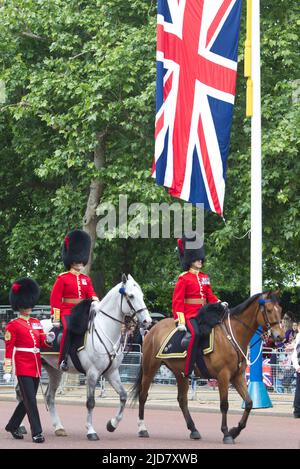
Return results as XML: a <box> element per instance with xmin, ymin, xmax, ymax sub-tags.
<box><xmin>177</xmin><ymin>233</ymin><xmax>205</xmax><ymax>271</ymax></box>
<box><xmin>62</xmin><ymin>229</ymin><xmax>91</xmax><ymax>269</ymax></box>
<box><xmin>9</xmin><ymin>278</ymin><xmax>40</xmax><ymax>311</ymax></box>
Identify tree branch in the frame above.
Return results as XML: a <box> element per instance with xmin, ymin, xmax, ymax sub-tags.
<box><xmin>83</xmin><ymin>130</ymin><xmax>107</xmax><ymax>276</ymax></box>
<box><xmin>21</xmin><ymin>31</ymin><xmax>47</xmax><ymax>41</ymax></box>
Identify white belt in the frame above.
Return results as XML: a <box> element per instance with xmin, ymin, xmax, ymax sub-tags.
<box><xmin>15</xmin><ymin>347</ymin><xmax>40</xmax><ymax>353</ymax></box>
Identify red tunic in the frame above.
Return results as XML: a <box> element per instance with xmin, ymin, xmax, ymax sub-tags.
<box><xmin>172</xmin><ymin>268</ymin><xmax>219</xmax><ymax>323</ymax></box>
<box><xmin>50</xmin><ymin>270</ymin><xmax>98</xmax><ymax>321</ymax></box>
<box><xmin>50</xmin><ymin>269</ymin><xmax>98</xmax><ymax>360</ymax></box>
<box><xmin>4</xmin><ymin>316</ymin><xmax>49</xmax><ymax>377</ymax></box>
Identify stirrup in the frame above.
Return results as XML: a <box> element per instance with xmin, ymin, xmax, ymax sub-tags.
<box><xmin>60</xmin><ymin>360</ymin><xmax>69</xmax><ymax>372</ymax></box>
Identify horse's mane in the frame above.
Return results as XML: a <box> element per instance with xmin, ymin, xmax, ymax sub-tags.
<box><xmin>229</xmin><ymin>291</ymin><xmax>280</xmax><ymax>317</ymax></box>
<box><xmin>229</xmin><ymin>293</ymin><xmax>261</xmax><ymax>317</ymax></box>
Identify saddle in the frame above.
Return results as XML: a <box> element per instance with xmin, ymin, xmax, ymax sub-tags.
<box><xmin>156</xmin><ymin>302</ymin><xmax>225</xmax><ymax>379</ymax></box>
<box><xmin>156</xmin><ymin>328</ymin><xmax>214</xmax><ymax>379</ymax></box>
<box><xmin>156</xmin><ymin>328</ymin><xmax>214</xmax><ymax>358</ymax></box>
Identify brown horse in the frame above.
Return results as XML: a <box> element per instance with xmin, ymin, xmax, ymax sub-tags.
<box><xmin>131</xmin><ymin>291</ymin><xmax>284</xmax><ymax>444</ymax></box>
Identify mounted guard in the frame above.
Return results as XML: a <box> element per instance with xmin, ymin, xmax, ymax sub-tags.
<box><xmin>50</xmin><ymin>229</ymin><xmax>99</xmax><ymax>371</ymax></box>
<box><xmin>173</xmin><ymin>234</ymin><xmax>227</xmax><ymax>378</ymax></box>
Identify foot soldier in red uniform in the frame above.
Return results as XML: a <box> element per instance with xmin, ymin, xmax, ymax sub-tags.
<box><xmin>172</xmin><ymin>235</ymin><xmax>227</xmax><ymax>379</ymax></box>
<box><xmin>4</xmin><ymin>278</ymin><xmax>55</xmax><ymax>443</ymax></box>
<box><xmin>50</xmin><ymin>229</ymin><xmax>99</xmax><ymax>371</ymax></box>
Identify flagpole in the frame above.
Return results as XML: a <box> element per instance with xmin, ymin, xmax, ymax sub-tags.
<box><xmin>248</xmin><ymin>0</ymin><xmax>272</xmax><ymax>408</ymax></box>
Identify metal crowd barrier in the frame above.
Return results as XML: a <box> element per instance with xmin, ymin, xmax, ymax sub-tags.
<box><xmin>0</xmin><ymin>347</ymin><xmax>297</xmax><ymax>397</ymax></box>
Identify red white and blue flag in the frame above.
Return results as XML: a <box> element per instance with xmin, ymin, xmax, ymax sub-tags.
<box><xmin>246</xmin><ymin>359</ymin><xmax>273</xmax><ymax>388</ymax></box>
<box><xmin>152</xmin><ymin>0</ymin><xmax>242</xmax><ymax>215</ymax></box>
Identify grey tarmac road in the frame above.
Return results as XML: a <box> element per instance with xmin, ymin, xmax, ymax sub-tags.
<box><xmin>0</xmin><ymin>401</ymin><xmax>299</xmax><ymax>450</ymax></box>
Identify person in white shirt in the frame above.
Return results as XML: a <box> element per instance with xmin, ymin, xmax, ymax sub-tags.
<box><xmin>291</xmin><ymin>322</ymin><xmax>300</xmax><ymax>418</ymax></box>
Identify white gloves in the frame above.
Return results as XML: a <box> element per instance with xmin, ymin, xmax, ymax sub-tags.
<box><xmin>177</xmin><ymin>323</ymin><xmax>187</xmax><ymax>332</ymax></box>
<box><xmin>3</xmin><ymin>373</ymin><xmax>12</xmax><ymax>383</ymax></box>
<box><xmin>221</xmin><ymin>301</ymin><xmax>229</xmax><ymax>308</ymax></box>
<box><xmin>46</xmin><ymin>331</ymin><xmax>55</xmax><ymax>344</ymax></box>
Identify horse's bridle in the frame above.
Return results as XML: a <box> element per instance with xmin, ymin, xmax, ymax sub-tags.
<box><xmin>230</xmin><ymin>297</ymin><xmax>278</xmax><ymax>334</ymax></box>
<box><xmin>88</xmin><ymin>288</ymin><xmax>148</xmax><ymax>375</ymax></box>
<box><xmin>97</xmin><ymin>287</ymin><xmax>148</xmax><ymax>328</ymax></box>
<box><xmin>257</xmin><ymin>298</ymin><xmax>280</xmax><ymax>331</ymax></box>
<box><xmin>225</xmin><ymin>295</ymin><xmax>280</xmax><ymax>351</ymax></box>
<box><xmin>223</xmin><ymin>295</ymin><xmax>281</xmax><ymax>367</ymax></box>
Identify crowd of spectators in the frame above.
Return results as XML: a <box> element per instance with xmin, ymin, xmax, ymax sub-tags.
<box><xmin>263</xmin><ymin>314</ymin><xmax>299</xmax><ymax>352</ymax></box>
<box><xmin>262</xmin><ymin>314</ymin><xmax>300</xmax><ymax>394</ymax></box>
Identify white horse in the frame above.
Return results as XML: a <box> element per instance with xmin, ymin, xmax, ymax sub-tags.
<box><xmin>40</xmin><ymin>274</ymin><xmax>152</xmax><ymax>440</ymax></box>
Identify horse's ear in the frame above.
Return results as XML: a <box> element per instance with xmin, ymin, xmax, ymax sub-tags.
<box><xmin>265</xmin><ymin>290</ymin><xmax>271</xmax><ymax>299</ymax></box>
<box><xmin>121</xmin><ymin>273</ymin><xmax>127</xmax><ymax>284</ymax></box>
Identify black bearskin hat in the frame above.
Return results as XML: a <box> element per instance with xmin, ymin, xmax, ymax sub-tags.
<box><xmin>177</xmin><ymin>233</ymin><xmax>205</xmax><ymax>271</ymax></box>
<box><xmin>62</xmin><ymin>229</ymin><xmax>91</xmax><ymax>269</ymax></box>
<box><xmin>9</xmin><ymin>278</ymin><xmax>40</xmax><ymax>311</ymax></box>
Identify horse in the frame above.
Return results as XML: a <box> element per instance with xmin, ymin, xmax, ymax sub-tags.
<box><xmin>131</xmin><ymin>291</ymin><xmax>284</xmax><ymax>444</ymax></box>
<box><xmin>40</xmin><ymin>274</ymin><xmax>152</xmax><ymax>441</ymax></box>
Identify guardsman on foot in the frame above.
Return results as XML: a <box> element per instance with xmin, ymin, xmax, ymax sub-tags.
<box><xmin>4</xmin><ymin>278</ymin><xmax>55</xmax><ymax>443</ymax></box>
<box><xmin>172</xmin><ymin>235</ymin><xmax>226</xmax><ymax>379</ymax></box>
<box><xmin>50</xmin><ymin>229</ymin><xmax>99</xmax><ymax>371</ymax></box>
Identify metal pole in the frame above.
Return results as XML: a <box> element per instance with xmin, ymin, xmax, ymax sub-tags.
<box><xmin>248</xmin><ymin>0</ymin><xmax>272</xmax><ymax>408</ymax></box>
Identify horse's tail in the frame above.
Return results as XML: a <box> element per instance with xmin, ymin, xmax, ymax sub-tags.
<box><xmin>129</xmin><ymin>363</ymin><xmax>143</xmax><ymax>405</ymax></box>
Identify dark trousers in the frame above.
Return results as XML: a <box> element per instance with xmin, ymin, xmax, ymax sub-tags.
<box><xmin>185</xmin><ymin>318</ymin><xmax>200</xmax><ymax>376</ymax></box>
<box><xmin>294</xmin><ymin>372</ymin><xmax>300</xmax><ymax>416</ymax></box>
<box><xmin>60</xmin><ymin>315</ymin><xmax>71</xmax><ymax>364</ymax></box>
<box><xmin>6</xmin><ymin>376</ymin><xmax>42</xmax><ymax>437</ymax></box>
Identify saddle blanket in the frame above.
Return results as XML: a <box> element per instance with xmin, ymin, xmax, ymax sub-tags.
<box><xmin>156</xmin><ymin>328</ymin><xmax>214</xmax><ymax>379</ymax></box>
<box><xmin>156</xmin><ymin>328</ymin><xmax>214</xmax><ymax>359</ymax></box>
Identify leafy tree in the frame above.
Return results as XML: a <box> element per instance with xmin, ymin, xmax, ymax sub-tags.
<box><xmin>0</xmin><ymin>1</ymin><xmax>299</xmax><ymax>314</ymax></box>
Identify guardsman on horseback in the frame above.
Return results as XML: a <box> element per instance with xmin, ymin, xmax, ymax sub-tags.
<box><xmin>172</xmin><ymin>234</ymin><xmax>226</xmax><ymax>379</ymax></box>
<box><xmin>50</xmin><ymin>229</ymin><xmax>99</xmax><ymax>371</ymax></box>
<box><xmin>4</xmin><ymin>278</ymin><xmax>55</xmax><ymax>443</ymax></box>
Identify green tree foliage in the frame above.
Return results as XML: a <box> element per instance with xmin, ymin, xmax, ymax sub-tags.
<box><xmin>0</xmin><ymin>1</ymin><xmax>299</xmax><ymax>314</ymax></box>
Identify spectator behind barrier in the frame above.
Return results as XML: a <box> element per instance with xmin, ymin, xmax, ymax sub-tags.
<box><xmin>285</xmin><ymin>322</ymin><xmax>298</xmax><ymax>345</ymax></box>
<box><xmin>291</xmin><ymin>322</ymin><xmax>300</xmax><ymax>418</ymax></box>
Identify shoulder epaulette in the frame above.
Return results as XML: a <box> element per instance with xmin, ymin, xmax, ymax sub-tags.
<box><xmin>58</xmin><ymin>271</ymin><xmax>69</xmax><ymax>277</ymax></box>
<box><xmin>178</xmin><ymin>271</ymin><xmax>188</xmax><ymax>278</ymax></box>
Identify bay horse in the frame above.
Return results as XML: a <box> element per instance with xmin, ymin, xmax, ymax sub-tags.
<box><xmin>131</xmin><ymin>291</ymin><xmax>284</xmax><ymax>444</ymax></box>
<box><xmin>40</xmin><ymin>274</ymin><xmax>152</xmax><ymax>440</ymax></box>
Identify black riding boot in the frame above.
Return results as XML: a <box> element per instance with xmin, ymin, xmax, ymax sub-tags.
<box><xmin>60</xmin><ymin>330</ymin><xmax>71</xmax><ymax>372</ymax></box>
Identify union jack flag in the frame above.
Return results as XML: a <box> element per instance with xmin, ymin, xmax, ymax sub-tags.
<box><xmin>152</xmin><ymin>0</ymin><xmax>242</xmax><ymax>215</ymax></box>
<box><xmin>246</xmin><ymin>359</ymin><xmax>273</xmax><ymax>388</ymax></box>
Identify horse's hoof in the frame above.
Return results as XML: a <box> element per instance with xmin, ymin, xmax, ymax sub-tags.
<box><xmin>106</xmin><ymin>421</ymin><xmax>116</xmax><ymax>433</ymax></box>
<box><xmin>55</xmin><ymin>428</ymin><xmax>68</xmax><ymax>437</ymax></box>
<box><xmin>138</xmin><ymin>430</ymin><xmax>149</xmax><ymax>438</ymax></box>
<box><xmin>190</xmin><ymin>430</ymin><xmax>201</xmax><ymax>440</ymax></box>
<box><xmin>87</xmin><ymin>433</ymin><xmax>100</xmax><ymax>441</ymax></box>
<box><xmin>229</xmin><ymin>427</ymin><xmax>240</xmax><ymax>440</ymax></box>
<box><xmin>223</xmin><ymin>435</ymin><xmax>235</xmax><ymax>444</ymax></box>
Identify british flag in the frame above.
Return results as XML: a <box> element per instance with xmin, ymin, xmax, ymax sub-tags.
<box><xmin>246</xmin><ymin>359</ymin><xmax>273</xmax><ymax>388</ymax></box>
<box><xmin>152</xmin><ymin>0</ymin><xmax>242</xmax><ymax>215</ymax></box>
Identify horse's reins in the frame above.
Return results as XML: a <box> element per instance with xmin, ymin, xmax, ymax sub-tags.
<box><xmin>98</xmin><ymin>291</ymin><xmax>148</xmax><ymax>326</ymax></box>
<box><xmin>90</xmin><ymin>287</ymin><xmax>148</xmax><ymax>374</ymax></box>
<box><xmin>224</xmin><ymin>297</ymin><xmax>280</xmax><ymax>366</ymax></box>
